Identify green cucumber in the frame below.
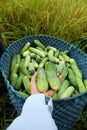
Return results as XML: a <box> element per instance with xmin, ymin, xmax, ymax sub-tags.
<box><xmin>68</xmin><ymin>68</ymin><xmax>77</xmax><ymax>87</ymax></box>
<box><xmin>70</xmin><ymin>59</ymin><xmax>82</xmax><ymax>78</ymax></box>
<box><xmin>61</xmin><ymin>66</ymin><xmax>68</xmax><ymax>81</ymax></box>
<box><xmin>57</xmin><ymin>80</ymin><xmax>70</xmax><ymax>98</ymax></box>
<box><xmin>48</xmin><ymin>50</ymin><xmax>59</xmax><ymax>63</ymax></box>
<box><xmin>23</xmin><ymin>76</ymin><xmax>31</xmax><ymax>94</ymax></box>
<box><xmin>37</xmin><ymin>67</ymin><xmax>48</xmax><ymax>92</ymax></box>
<box><xmin>24</xmin><ymin>55</ymin><xmax>31</xmax><ymax>68</ymax></box>
<box><xmin>15</xmin><ymin>74</ymin><xmax>24</xmax><ymax>91</ymax></box>
<box><xmin>52</xmin><ymin>92</ymin><xmax>58</xmax><ymax>100</ymax></box>
<box><xmin>45</xmin><ymin>46</ymin><xmax>57</xmax><ymax>52</ymax></box>
<box><xmin>28</xmin><ymin>62</ymin><xmax>35</xmax><ymax>75</ymax></box>
<box><xmin>60</xmin><ymin>86</ymin><xmax>75</xmax><ymax>99</ymax></box>
<box><xmin>39</xmin><ymin>57</ymin><xmax>48</xmax><ymax>68</ymax></box>
<box><xmin>83</xmin><ymin>79</ymin><xmax>87</xmax><ymax>90</ymax></box>
<box><xmin>18</xmin><ymin>91</ymin><xmax>29</xmax><ymax>98</ymax></box>
<box><xmin>23</xmin><ymin>50</ymin><xmax>30</xmax><ymax>57</ymax></box>
<box><xmin>29</xmin><ymin>47</ymin><xmax>45</xmax><ymax>57</ymax></box>
<box><xmin>11</xmin><ymin>73</ymin><xmax>18</xmax><ymax>88</ymax></box>
<box><xmin>32</xmin><ymin>59</ymin><xmax>38</xmax><ymax>68</ymax></box>
<box><xmin>56</xmin><ymin>61</ymin><xmax>65</xmax><ymax>74</ymax></box>
<box><xmin>45</xmin><ymin>62</ymin><xmax>61</xmax><ymax>91</ymax></box>
<box><xmin>34</xmin><ymin>40</ymin><xmax>45</xmax><ymax>50</ymax></box>
<box><xmin>20</xmin><ymin>42</ymin><xmax>30</xmax><ymax>55</ymax></box>
<box><xmin>76</xmin><ymin>76</ymin><xmax>86</xmax><ymax>93</ymax></box>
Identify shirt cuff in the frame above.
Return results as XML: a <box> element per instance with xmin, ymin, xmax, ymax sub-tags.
<box><xmin>22</xmin><ymin>94</ymin><xmax>53</xmax><ymax>114</ymax></box>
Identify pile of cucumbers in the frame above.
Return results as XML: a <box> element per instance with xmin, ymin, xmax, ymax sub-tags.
<box><xmin>9</xmin><ymin>40</ymin><xmax>87</xmax><ymax>99</ymax></box>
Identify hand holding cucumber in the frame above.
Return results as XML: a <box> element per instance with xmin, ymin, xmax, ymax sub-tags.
<box><xmin>30</xmin><ymin>72</ymin><xmax>57</xmax><ymax>97</ymax></box>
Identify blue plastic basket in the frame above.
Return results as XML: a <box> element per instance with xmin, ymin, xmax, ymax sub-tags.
<box><xmin>0</xmin><ymin>35</ymin><xmax>87</xmax><ymax>130</ymax></box>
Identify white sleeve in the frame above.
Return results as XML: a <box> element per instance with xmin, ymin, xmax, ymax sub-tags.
<box><xmin>6</xmin><ymin>94</ymin><xmax>58</xmax><ymax>130</ymax></box>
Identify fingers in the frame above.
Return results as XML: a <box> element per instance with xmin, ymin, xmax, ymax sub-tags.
<box><xmin>45</xmin><ymin>89</ymin><xmax>56</xmax><ymax>97</ymax></box>
<box><xmin>31</xmin><ymin>72</ymin><xmax>38</xmax><ymax>83</ymax></box>
<box><xmin>56</xmin><ymin>73</ymin><xmax>62</xmax><ymax>83</ymax></box>
<box><xmin>30</xmin><ymin>72</ymin><xmax>40</xmax><ymax>95</ymax></box>
<box><xmin>30</xmin><ymin>72</ymin><xmax>62</xmax><ymax>96</ymax></box>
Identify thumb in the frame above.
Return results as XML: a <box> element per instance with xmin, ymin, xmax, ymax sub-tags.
<box><xmin>45</xmin><ymin>89</ymin><xmax>56</xmax><ymax>97</ymax></box>
<box><xmin>30</xmin><ymin>72</ymin><xmax>40</xmax><ymax>94</ymax></box>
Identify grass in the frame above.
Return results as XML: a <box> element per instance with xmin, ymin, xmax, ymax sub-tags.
<box><xmin>0</xmin><ymin>0</ymin><xmax>87</xmax><ymax>46</ymax></box>
<box><xmin>0</xmin><ymin>0</ymin><xmax>87</xmax><ymax>130</ymax></box>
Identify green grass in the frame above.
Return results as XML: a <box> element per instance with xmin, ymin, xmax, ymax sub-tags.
<box><xmin>0</xmin><ymin>0</ymin><xmax>87</xmax><ymax>46</ymax></box>
<box><xmin>0</xmin><ymin>0</ymin><xmax>87</xmax><ymax>130</ymax></box>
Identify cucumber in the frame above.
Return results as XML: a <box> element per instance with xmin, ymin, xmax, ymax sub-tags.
<box><xmin>59</xmin><ymin>55</ymin><xmax>65</xmax><ymax>61</ymax></box>
<box><xmin>61</xmin><ymin>53</ymin><xmax>70</xmax><ymax>62</ymax></box>
<box><xmin>36</xmin><ymin>47</ymin><xmax>48</xmax><ymax>56</ymax></box>
<box><xmin>30</xmin><ymin>53</ymin><xmax>37</xmax><ymax>59</ymax></box>
<box><xmin>45</xmin><ymin>62</ymin><xmax>61</xmax><ymax>91</ymax></box>
<box><xmin>66</xmin><ymin>63</ymin><xmax>71</xmax><ymax>68</ymax></box>
<box><xmin>11</xmin><ymin>63</ymin><xmax>19</xmax><ymax>74</ymax></box>
<box><xmin>56</xmin><ymin>61</ymin><xmax>65</xmax><ymax>74</ymax></box>
<box><xmin>60</xmin><ymin>86</ymin><xmax>75</xmax><ymax>99</ymax></box>
<box><xmin>10</xmin><ymin>54</ymin><xmax>17</xmax><ymax>72</ymax></box>
<box><xmin>57</xmin><ymin>80</ymin><xmax>70</xmax><ymax>98</ymax></box>
<box><xmin>36</xmin><ymin>47</ymin><xmax>45</xmax><ymax>52</ymax></box>
<box><xmin>23</xmin><ymin>50</ymin><xmax>30</xmax><ymax>57</ymax></box>
<box><xmin>10</xmin><ymin>63</ymin><xmax>19</xmax><ymax>81</ymax></box>
<box><xmin>19</xmin><ymin>66</ymin><xmax>31</xmax><ymax>79</ymax></box>
<box><xmin>74</xmin><ymin>89</ymin><xmax>79</xmax><ymax>95</ymax></box>
<box><xmin>83</xmin><ymin>79</ymin><xmax>87</xmax><ymax>90</ymax></box>
<box><xmin>45</xmin><ymin>46</ymin><xmax>57</xmax><ymax>52</ymax></box>
<box><xmin>24</xmin><ymin>55</ymin><xmax>31</xmax><ymax>68</ymax></box>
<box><xmin>62</xmin><ymin>50</ymin><xmax>70</xmax><ymax>54</ymax></box>
<box><xmin>32</xmin><ymin>59</ymin><xmax>38</xmax><ymax>68</ymax></box>
<box><xmin>36</xmin><ymin>55</ymin><xmax>42</xmax><ymax>63</ymax></box>
<box><xmin>23</xmin><ymin>76</ymin><xmax>31</xmax><ymax>94</ymax></box>
<box><xmin>76</xmin><ymin>76</ymin><xmax>86</xmax><ymax>93</ymax></box>
<box><xmin>34</xmin><ymin>40</ymin><xmax>45</xmax><ymax>50</ymax></box>
<box><xmin>29</xmin><ymin>47</ymin><xmax>45</xmax><ymax>57</ymax></box>
<box><xmin>55</xmin><ymin>50</ymin><xmax>59</xmax><ymax>58</ymax></box>
<box><xmin>39</xmin><ymin>57</ymin><xmax>48</xmax><ymax>68</ymax></box>
<box><xmin>68</xmin><ymin>68</ymin><xmax>77</xmax><ymax>87</ymax></box>
<box><xmin>70</xmin><ymin>59</ymin><xmax>82</xmax><ymax>78</ymax></box>
<box><xmin>20</xmin><ymin>42</ymin><xmax>30</xmax><ymax>55</ymax></box>
<box><xmin>37</xmin><ymin>67</ymin><xmax>49</xmax><ymax>92</ymax></box>
<box><xmin>61</xmin><ymin>66</ymin><xmax>68</xmax><ymax>81</ymax></box>
<box><xmin>28</xmin><ymin>62</ymin><xmax>35</xmax><ymax>75</ymax></box>
<box><xmin>45</xmin><ymin>62</ymin><xmax>57</xmax><ymax>73</ymax></box>
<box><xmin>16</xmin><ymin>54</ymin><xmax>21</xmax><ymax>65</ymax></box>
<box><xmin>52</xmin><ymin>92</ymin><xmax>58</xmax><ymax>100</ymax></box>
<box><xmin>18</xmin><ymin>91</ymin><xmax>29</xmax><ymax>98</ymax></box>
<box><xmin>11</xmin><ymin>73</ymin><xmax>18</xmax><ymax>88</ymax></box>
<box><xmin>15</xmin><ymin>74</ymin><xmax>24</xmax><ymax>91</ymax></box>
<box><xmin>48</xmin><ymin>50</ymin><xmax>59</xmax><ymax>63</ymax></box>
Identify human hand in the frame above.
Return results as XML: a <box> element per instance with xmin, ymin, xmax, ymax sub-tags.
<box><xmin>30</xmin><ymin>72</ymin><xmax>56</xmax><ymax>97</ymax></box>
<box><xmin>30</xmin><ymin>72</ymin><xmax>40</xmax><ymax>95</ymax></box>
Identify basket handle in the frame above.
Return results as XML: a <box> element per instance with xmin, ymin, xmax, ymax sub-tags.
<box><xmin>74</xmin><ymin>38</ymin><xmax>87</xmax><ymax>49</ymax></box>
